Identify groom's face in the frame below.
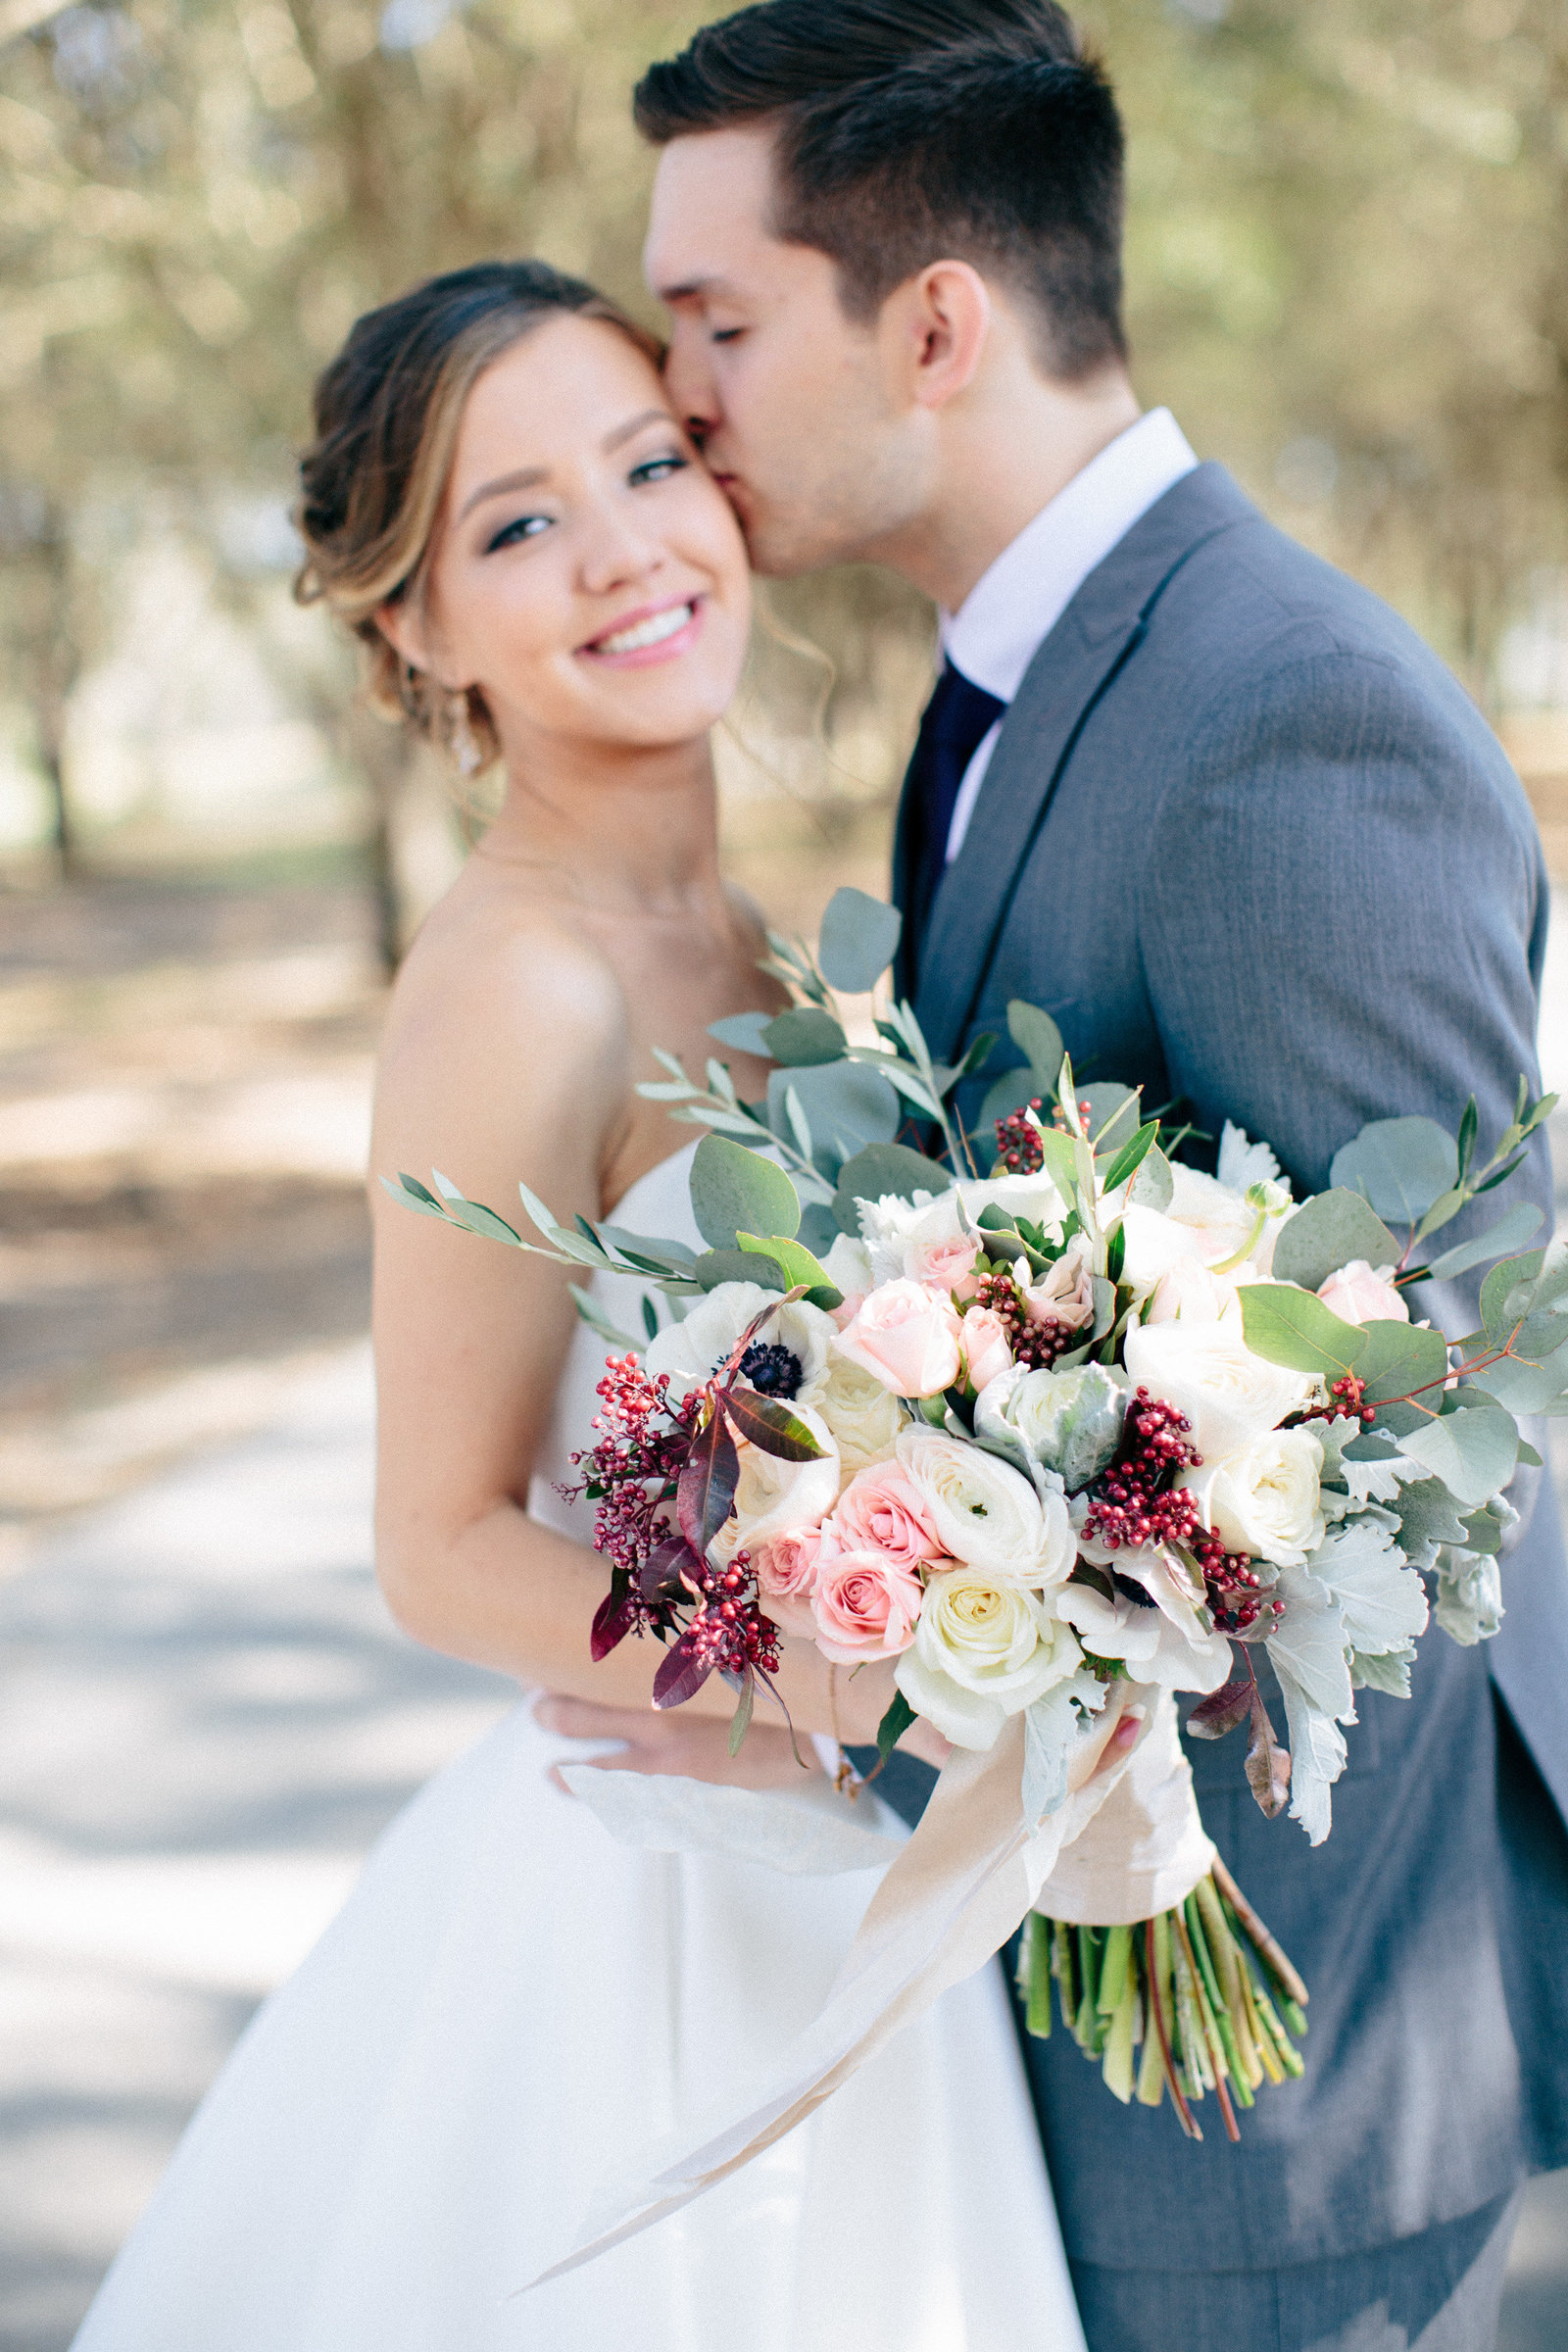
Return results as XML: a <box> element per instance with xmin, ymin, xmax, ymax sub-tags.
<box><xmin>645</xmin><ymin>127</ymin><xmax>927</xmax><ymax>576</ymax></box>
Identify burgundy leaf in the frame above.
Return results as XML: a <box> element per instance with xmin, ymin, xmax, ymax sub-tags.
<box><xmin>721</xmin><ymin>1385</ymin><xmax>826</xmax><ymax>1461</ymax></box>
<box><xmin>677</xmin><ymin>1410</ymin><xmax>740</xmax><ymax>1558</ymax></box>
<box><xmin>653</xmin><ymin>1630</ymin><xmax>716</xmax><ymax>1709</ymax></box>
<box><xmin>590</xmin><ymin>1587</ymin><xmax>636</xmax><ymax>1663</ymax></box>
<box><xmin>641</xmin><ymin>1534</ymin><xmax>700</xmax><ymax>1602</ymax></box>
<box><xmin>1245</xmin><ymin>1689</ymin><xmax>1292</xmax><ymax>1817</ymax></box>
<box><xmin>1186</xmin><ymin>1673</ymin><xmax>1253</xmax><ymax>1742</ymax></box>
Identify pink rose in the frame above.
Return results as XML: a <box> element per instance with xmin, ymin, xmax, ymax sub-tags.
<box><xmin>907</xmin><ymin>1231</ymin><xmax>981</xmax><ymax>1297</ymax></box>
<box><xmin>1023</xmin><ymin>1234</ymin><xmax>1095</xmax><ymax>1333</ymax></box>
<box><xmin>810</xmin><ymin>1546</ymin><xmax>924</xmax><ymax>1662</ymax></box>
<box><xmin>1317</xmin><ymin>1259</ymin><xmax>1409</xmax><ymax>1325</ymax></box>
<box><xmin>753</xmin><ymin>1526</ymin><xmax>825</xmax><ymax>1640</ymax></box>
<box><xmin>834</xmin><ymin>1279</ymin><xmax>963</xmax><ymax>1398</ymax></box>
<box><xmin>826</xmin><ymin>1462</ymin><xmax>943</xmax><ymax>1572</ymax></box>
<box><xmin>959</xmin><ymin>1304</ymin><xmax>1013</xmax><ymax>1394</ymax></box>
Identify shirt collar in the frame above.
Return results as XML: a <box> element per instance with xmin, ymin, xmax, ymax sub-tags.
<box><xmin>940</xmin><ymin>409</ymin><xmax>1199</xmax><ymax>704</ymax></box>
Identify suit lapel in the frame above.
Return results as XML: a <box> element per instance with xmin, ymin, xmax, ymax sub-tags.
<box><xmin>910</xmin><ymin>464</ymin><xmax>1255</xmax><ymax>1063</ymax></box>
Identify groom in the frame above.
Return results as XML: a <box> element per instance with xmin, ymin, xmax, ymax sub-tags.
<box><xmin>616</xmin><ymin>2</ymin><xmax>1568</xmax><ymax>2345</ymax></box>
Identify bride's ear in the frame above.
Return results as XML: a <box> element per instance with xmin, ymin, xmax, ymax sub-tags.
<box><xmin>374</xmin><ymin>594</ymin><xmax>435</xmax><ymax>682</ymax></box>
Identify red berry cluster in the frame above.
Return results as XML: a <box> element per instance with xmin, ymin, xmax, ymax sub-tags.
<box><xmin>678</xmin><ymin>1549</ymin><xmax>782</xmax><ymax>1681</ymax></box>
<box><xmin>1082</xmin><ymin>1388</ymin><xmax>1203</xmax><ymax>1552</ymax></box>
<box><xmin>563</xmin><ymin>1354</ymin><xmax>701</xmax><ymax>1602</ymax></box>
<box><xmin>1330</xmin><ymin>1372</ymin><xmax>1375</xmax><ymax>1425</ymax></box>
<box><xmin>994</xmin><ymin>1099</ymin><xmax>1047</xmax><ymax>1175</ymax></box>
<box><xmin>973</xmin><ymin>1268</ymin><xmax>1076</xmax><ymax>1371</ymax></box>
<box><xmin>1194</xmin><ymin>1541</ymin><xmax>1280</xmax><ymax>1635</ymax></box>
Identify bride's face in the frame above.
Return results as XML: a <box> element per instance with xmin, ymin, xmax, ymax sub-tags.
<box><xmin>400</xmin><ymin>316</ymin><xmax>751</xmax><ymax>759</ymax></box>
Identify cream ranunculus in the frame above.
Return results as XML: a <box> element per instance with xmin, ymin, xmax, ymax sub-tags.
<box><xmin>645</xmin><ymin>1282</ymin><xmax>835</xmax><ymax>1401</ymax></box>
<box><xmin>1121</xmin><ymin>1318</ymin><xmax>1311</xmax><ymax>1463</ymax></box>
<box><xmin>802</xmin><ymin>1342</ymin><xmax>906</xmax><ymax>1480</ymax></box>
<box><xmin>895</xmin><ymin>1567</ymin><xmax>1083</xmax><ymax>1748</ymax></box>
<box><xmin>1183</xmin><ymin>1427</ymin><xmax>1326</xmax><ymax>1569</ymax></box>
<box><xmin>896</xmin><ymin>1425</ymin><xmax>1073</xmax><ymax>1587</ymax></box>
<box><xmin>1056</xmin><ymin>1581</ymin><xmax>1233</xmax><ymax>1693</ymax></box>
<box><xmin>712</xmin><ymin>1402</ymin><xmax>841</xmax><ymax>1564</ymax></box>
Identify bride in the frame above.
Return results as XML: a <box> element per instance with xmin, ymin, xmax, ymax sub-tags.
<box><xmin>72</xmin><ymin>260</ymin><xmax>1117</xmax><ymax>2350</ymax></box>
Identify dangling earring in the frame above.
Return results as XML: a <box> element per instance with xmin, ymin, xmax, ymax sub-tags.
<box><xmin>447</xmin><ymin>688</ymin><xmax>482</xmax><ymax>777</ymax></box>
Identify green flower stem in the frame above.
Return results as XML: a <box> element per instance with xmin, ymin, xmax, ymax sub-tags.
<box><xmin>1027</xmin><ymin>1869</ymin><xmax>1309</xmax><ymax>2137</ymax></box>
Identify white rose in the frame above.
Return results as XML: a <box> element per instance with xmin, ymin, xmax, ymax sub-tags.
<box><xmin>819</xmin><ymin>1231</ymin><xmax>873</xmax><ymax>1309</ymax></box>
<box><xmin>1117</xmin><ymin>1202</ymin><xmax>1204</xmax><ymax>1294</ymax></box>
<box><xmin>712</xmin><ymin>1401</ymin><xmax>842</xmax><ymax>1564</ymax></box>
<box><xmin>897</xmin><ymin>1425</ymin><xmax>1073</xmax><ymax>1587</ymax></box>
<box><xmin>1183</xmin><ymin>1427</ymin><xmax>1326</xmax><ymax>1569</ymax></box>
<box><xmin>1056</xmin><ymin>1582</ymin><xmax>1233</xmax><ymax>1693</ymax></box>
<box><xmin>1122</xmin><ymin>1319</ymin><xmax>1311</xmax><ymax>1462</ymax></box>
<box><xmin>804</xmin><ymin>1343</ymin><xmax>906</xmax><ymax>1481</ymax></box>
<box><xmin>896</xmin><ymin>1567</ymin><xmax>1083</xmax><ymax>1748</ymax></box>
<box><xmin>644</xmin><ymin>1281</ymin><xmax>835</xmax><ymax>1401</ymax></box>
<box><xmin>1166</xmin><ymin>1163</ymin><xmax>1268</xmax><ymax>1263</ymax></box>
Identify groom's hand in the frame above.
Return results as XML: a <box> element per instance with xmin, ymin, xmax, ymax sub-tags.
<box><xmin>533</xmin><ymin>1694</ymin><xmax>816</xmax><ymax>1792</ymax></box>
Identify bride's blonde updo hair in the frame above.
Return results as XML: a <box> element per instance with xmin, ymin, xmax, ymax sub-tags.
<box><xmin>295</xmin><ymin>260</ymin><xmax>662</xmax><ymax>774</ymax></box>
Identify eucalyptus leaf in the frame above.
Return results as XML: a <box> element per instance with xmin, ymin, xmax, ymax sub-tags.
<box><xmin>693</xmin><ymin>1248</ymin><xmax>787</xmax><ymax>1293</ymax></box>
<box><xmin>1480</xmin><ymin>1242</ymin><xmax>1568</xmax><ymax>1360</ymax></box>
<box><xmin>1396</xmin><ymin>1404</ymin><xmax>1517</xmax><ymax>1508</ymax></box>
<box><xmin>832</xmin><ymin>1142</ymin><xmax>952</xmax><ymax>1234</ymax></box>
<box><xmin>689</xmin><ymin>1135</ymin><xmax>802</xmax><ymax>1252</ymax></box>
<box><xmin>766</xmin><ymin>1059</ymin><xmax>900</xmax><ymax>1163</ymax></box>
<box><xmin>797</xmin><ymin>1201</ymin><xmax>842</xmax><ymax>1259</ymax></box>
<box><xmin>1240</xmin><ymin>1285</ymin><xmax>1368</xmax><ymax>1378</ymax></box>
<box><xmin>1353</xmin><ymin>1319</ymin><xmax>1448</xmax><ymax>1407</ymax></box>
<box><xmin>1468</xmin><ymin>1340</ymin><xmax>1568</xmax><ymax>1415</ymax></box>
<box><xmin>1128</xmin><ymin>1144</ymin><xmax>1174</xmax><ymax>1211</ymax></box>
<box><xmin>569</xmin><ymin>1288</ymin><xmax>641</xmax><ymax>1352</ymax></box>
<box><xmin>762</xmin><ymin>1006</ymin><xmax>848</xmax><ymax>1067</ymax></box>
<box><xmin>817</xmin><ymin>887</ymin><xmax>903</xmax><ymax>993</ymax></box>
<box><xmin>1329</xmin><ymin>1116</ymin><xmax>1458</xmax><ymax>1228</ymax></box>
<box><xmin>707</xmin><ymin>1010</ymin><xmax>775</xmax><ymax>1058</ymax></box>
<box><xmin>1425</xmin><ymin>1201</ymin><xmax>1544</xmax><ymax>1281</ymax></box>
<box><xmin>1081</xmin><ymin>1084</ymin><xmax>1139</xmax><ymax>1159</ymax></box>
<box><xmin>597</xmin><ymin>1226</ymin><xmax>699</xmax><ymax>1274</ymax></box>
<box><xmin>382</xmin><ymin>1173</ymin><xmax>449</xmax><ymax>1221</ymax></box>
<box><xmin>1006</xmin><ymin>1001</ymin><xmax>1065</xmax><ymax>1090</ymax></box>
<box><xmin>1271</xmin><ymin>1189</ymin><xmax>1399</xmax><ymax>1293</ymax></box>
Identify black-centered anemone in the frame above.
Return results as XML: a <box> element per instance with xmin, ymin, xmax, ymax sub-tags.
<box><xmin>736</xmin><ymin>1340</ymin><xmax>804</xmax><ymax>1400</ymax></box>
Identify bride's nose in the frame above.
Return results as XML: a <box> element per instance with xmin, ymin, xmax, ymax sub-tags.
<box><xmin>577</xmin><ymin>501</ymin><xmax>664</xmax><ymax>598</ymax></box>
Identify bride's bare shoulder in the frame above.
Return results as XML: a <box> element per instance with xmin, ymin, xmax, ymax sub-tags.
<box><xmin>374</xmin><ymin>870</ymin><xmax>629</xmax><ymax>1145</ymax></box>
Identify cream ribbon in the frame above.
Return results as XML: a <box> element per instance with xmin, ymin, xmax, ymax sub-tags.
<box><xmin>527</xmin><ymin>1688</ymin><xmax>1213</xmax><ymax>2289</ymax></box>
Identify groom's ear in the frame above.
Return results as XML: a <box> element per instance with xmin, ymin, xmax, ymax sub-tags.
<box><xmin>892</xmin><ymin>261</ymin><xmax>992</xmax><ymax>413</ymax></box>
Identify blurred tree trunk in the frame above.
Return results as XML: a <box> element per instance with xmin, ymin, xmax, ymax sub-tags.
<box><xmin>32</xmin><ymin>519</ymin><xmax>78</xmax><ymax>882</ymax></box>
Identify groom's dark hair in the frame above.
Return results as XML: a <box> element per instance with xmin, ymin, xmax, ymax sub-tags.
<box><xmin>634</xmin><ymin>0</ymin><xmax>1125</xmax><ymax>380</ymax></box>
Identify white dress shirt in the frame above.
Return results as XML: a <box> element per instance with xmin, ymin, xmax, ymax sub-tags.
<box><xmin>940</xmin><ymin>408</ymin><xmax>1198</xmax><ymax>863</ymax></box>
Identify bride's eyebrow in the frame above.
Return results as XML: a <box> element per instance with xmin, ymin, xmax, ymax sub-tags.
<box><xmin>457</xmin><ymin>411</ymin><xmax>678</xmax><ymax>522</ymax></box>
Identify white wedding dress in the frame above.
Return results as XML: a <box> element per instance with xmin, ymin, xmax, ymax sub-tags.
<box><xmin>72</xmin><ymin>1146</ymin><xmax>1086</xmax><ymax>2352</ymax></box>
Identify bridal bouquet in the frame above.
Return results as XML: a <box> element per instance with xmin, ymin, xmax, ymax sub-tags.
<box><xmin>389</xmin><ymin>889</ymin><xmax>1556</xmax><ymax>2150</ymax></box>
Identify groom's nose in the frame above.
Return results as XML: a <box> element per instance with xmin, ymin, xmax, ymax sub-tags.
<box><xmin>662</xmin><ymin>322</ymin><xmax>719</xmax><ymax>446</ymax></box>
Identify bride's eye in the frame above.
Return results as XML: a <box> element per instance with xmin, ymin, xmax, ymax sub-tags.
<box><xmin>628</xmin><ymin>454</ymin><xmax>688</xmax><ymax>488</ymax></box>
<box><xmin>483</xmin><ymin>513</ymin><xmax>552</xmax><ymax>554</ymax></box>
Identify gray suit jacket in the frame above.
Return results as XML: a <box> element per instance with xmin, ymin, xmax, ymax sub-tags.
<box><xmin>891</xmin><ymin>463</ymin><xmax>1568</xmax><ymax>2271</ymax></box>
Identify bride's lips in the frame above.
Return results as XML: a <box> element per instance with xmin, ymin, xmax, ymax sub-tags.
<box><xmin>578</xmin><ymin>596</ymin><xmax>704</xmax><ymax>669</ymax></box>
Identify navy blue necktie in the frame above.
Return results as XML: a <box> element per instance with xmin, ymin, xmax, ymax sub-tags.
<box><xmin>903</xmin><ymin>659</ymin><xmax>1006</xmax><ymax>958</ymax></box>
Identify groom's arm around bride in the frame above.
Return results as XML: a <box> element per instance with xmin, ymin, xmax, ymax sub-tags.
<box><xmin>627</xmin><ymin>2</ymin><xmax>1568</xmax><ymax>2344</ymax></box>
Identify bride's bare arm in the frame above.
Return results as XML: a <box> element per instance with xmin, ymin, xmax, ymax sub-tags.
<box><xmin>368</xmin><ymin>905</ymin><xmax>893</xmax><ymax>1750</ymax></box>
